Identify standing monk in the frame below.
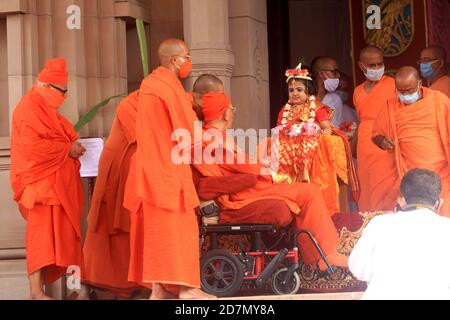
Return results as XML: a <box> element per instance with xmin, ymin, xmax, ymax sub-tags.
<box><xmin>10</xmin><ymin>58</ymin><xmax>86</xmax><ymax>300</ymax></box>
<box><xmin>372</xmin><ymin>66</ymin><xmax>450</xmax><ymax>217</ymax></box>
<box><xmin>124</xmin><ymin>39</ymin><xmax>214</xmax><ymax>299</ymax></box>
<box><xmin>353</xmin><ymin>46</ymin><xmax>398</xmax><ymax>211</ymax></box>
<box><xmin>82</xmin><ymin>91</ymin><xmax>142</xmax><ymax>299</ymax></box>
<box><xmin>419</xmin><ymin>45</ymin><xmax>450</xmax><ymax>98</ymax></box>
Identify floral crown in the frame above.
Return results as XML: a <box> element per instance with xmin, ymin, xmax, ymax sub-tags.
<box><xmin>285</xmin><ymin>62</ymin><xmax>312</xmax><ymax>83</ymax></box>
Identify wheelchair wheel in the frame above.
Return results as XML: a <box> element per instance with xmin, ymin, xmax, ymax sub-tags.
<box><xmin>200</xmin><ymin>249</ymin><xmax>244</xmax><ymax>297</ymax></box>
<box><xmin>271</xmin><ymin>268</ymin><xmax>301</xmax><ymax>295</ymax></box>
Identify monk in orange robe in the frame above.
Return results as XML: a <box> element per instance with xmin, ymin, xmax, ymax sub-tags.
<box><xmin>82</xmin><ymin>91</ymin><xmax>142</xmax><ymax>299</ymax></box>
<box><xmin>195</xmin><ymin>92</ymin><xmax>349</xmax><ymax>270</ymax></box>
<box><xmin>419</xmin><ymin>46</ymin><xmax>450</xmax><ymax>98</ymax></box>
<box><xmin>372</xmin><ymin>66</ymin><xmax>450</xmax><ymax>217</ymax></box>
<box><xmin>353</xmin><ymin>46</ymin><xmax>399</xmax><ymax>211</ymax></box>
<box><xmin>123</xmin><ymin>39</ymin><xmax>214</xmax><ymax>300</ymax></box>
<box><xmin>10</xmin><ymin>58</ymin><xmax>86</xmax><ymax>300</ymax></box>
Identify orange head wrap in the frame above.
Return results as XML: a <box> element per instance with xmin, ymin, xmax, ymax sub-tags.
<box><xmin>37</xmin><ymin>57</ymin><xmax>68</xmax><ymax>86</ymax></box>
<box><xmin>202</xmin><ymin>92</ymin><xmax>231</xmax><ymax>122</ymax></box>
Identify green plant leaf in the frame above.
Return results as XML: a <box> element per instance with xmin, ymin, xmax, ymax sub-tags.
<box><xmin>74</xmin><ymin>94</ymin><xmax>126</xmax><ymax>132</ymax></box>
<box><xmin>136</xmin><ymin>19</ymin><xmax>149</xmax><ymax>77</ymax></box>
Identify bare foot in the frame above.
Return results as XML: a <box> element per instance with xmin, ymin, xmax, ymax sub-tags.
<box><xmin>318</xmin><ymin>251</ymin><xmax>349</xmax><ymax>271</ymax></box>
<box><xmin>149</xmin><ymin>284</ymin><xmax>178</xmax><ymax>300</ymax></box>
<box><xmin>30</xmin><ymin>292</ymin><xmax>54</xmax><ymax>300</ymax></box>
<box><xmin>179</xmin><ymin>288</ymin><xmax>217</xmax><ymax>300</ymax></box>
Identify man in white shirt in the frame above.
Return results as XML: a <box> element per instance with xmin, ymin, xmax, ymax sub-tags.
<box><xmin>336</xmin><ymin>74</ymin><xmax>358</xmax><ymax>125</ymax></box>
<box><xmin>349</xmin><ymin>168</ymin><xmax>450</xmax><ymax>300</ymax></box>
<box><xmin>311</xmin><ymin>56</ymin><xmax>344</xmax><ymax>127</ymax></box>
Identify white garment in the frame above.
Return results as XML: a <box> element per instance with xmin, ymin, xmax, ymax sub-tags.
<box><xmin>349</xmin><ymin>209</ymin><xmax>450</xmax><ymax>300</ymax></box>
<box><xmin>322</xmin><ymin>92</ymin><xmax>344</xmax><ymax>127</ymax></box>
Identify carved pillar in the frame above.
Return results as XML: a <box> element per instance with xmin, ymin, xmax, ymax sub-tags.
<box><xmin>182</xmin><ymin>0</ymin><xmax>234</xmax><ymax>94</ymax></box>
<box><xmin>229</xmin><ymin>0</ymin><xmax>270</xmax><ymax>130</ymax></box>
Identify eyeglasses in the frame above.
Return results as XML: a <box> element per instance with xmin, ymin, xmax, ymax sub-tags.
<box><xmin>176</xmin><ymin>54</ymin><xmax>192</xmax><ymax>61</ymax></box>
<box><xmin>397</xmin><ymin>82</ymin><xmax>421</xmax><ymax>95</ymax></box>
<box><xmin>48</xmin><ymin>84</ymin><xmax>68</xmax><ymax>95</ymax></box>
<box><xmin>416</xmin><ymin>58</ymin><xmax>439</xmax><ymax>65</ymax></box>
<box><xmin>320</xmin><ymin>68</ymin><xmax>340</xmax><ymax>77</ymax></box>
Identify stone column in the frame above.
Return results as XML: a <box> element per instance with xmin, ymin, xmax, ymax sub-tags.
<box><xmin>7</xmin><ymin>5</ymin><xmax>40</xmax><ymax>127</ymax></box>
<box><xmin>182</xmin><ymin>0</ymin><xmax>235</xmax><ymax>94</ymax></box>
<box><xmin>98</xmin><ymin>0</ymin><xmax>128</xmax><ymax>137</ymax></box>
<box><xmin>229</xmin><ymin>0</ymin><xmax>270</xmax><ymax>130</ymax></box>
<box><xmin>51</xmin><ymin>0</ymin><xmax>87</xmax><ymax>127</ymax></box>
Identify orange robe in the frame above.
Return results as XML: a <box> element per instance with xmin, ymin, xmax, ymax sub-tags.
<box><xmin>430</xmin><ymin>75</ymin><xmax>450</xmax><ymax>98</ymax></box>
<box><xmin>124</xmin><ymin>67</ymin><xmax>200</xmax><ymax>289</ymax></box>
<box><xmin>353</xmin><ymin>76</ymin><xmax>399</xmax><ymax>211</ymax></box>
<box><xmin>10</xmin><ymin>86</ymin><xmax>84</xmax><ymax>285</ymax></box>
<box><xmin>373</xmin><ymin>87</ymin><xmax>450</xmax><ymax>217</ymax></box>
<box><xmin>195</xmin><ymin>126</ymin><xmax>340</xmax><ymax>264</ymax></box>
<box><xmin>83</xmin><ymin>91</ymin><xmax>141</xmax><ymax>296</ymax></box>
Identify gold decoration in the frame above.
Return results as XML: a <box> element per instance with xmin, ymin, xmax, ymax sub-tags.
<box><xmin>363</xmin><ymin>0</ymin><xmax>414</xmax><ymax>57</ymax></box>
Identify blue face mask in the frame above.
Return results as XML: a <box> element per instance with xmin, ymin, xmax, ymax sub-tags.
<box><xmin>420</xmin><ymin>61</ymin><xmax>437</xmax><ymax>79</ymax></box>
<box><xmin>398</xmin><ymin>90</ymin><xmax>420</xmax><ymax>105</ymax></box>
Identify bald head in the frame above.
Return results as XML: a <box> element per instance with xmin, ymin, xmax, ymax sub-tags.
<box><xmin>311</xmin><ymin>57</ymin><xmax>338</xmax><ymax>76</ymax></box>
<box><xmin>158</xmin><ymin>38</ymin><xmax>189</xmax><ymax>67</ymax></box>
<box><xmin>395</xmin><ymin>66</ymin><xmax>422</xmax><ymax>100</ymax></box>
<box><xmin>421</xmin><ymin>45</ymin><xmax>447</xmax><ymax>62</ymax></box>
<box><xmin>396</xmin><ymin>66</ymin><xmax>420</xmax><ymax>83</ymax></box>
<box><xmin>420</xmin><ymin>46</ymin><xmax>447</xmax><ymax>81</ymax></box>
<box><xmin>358</xmin><ymin>46</ymin><xmax>385</xmax><ymax>81</ymax></box>
<box><xmin>360</xmin><ymin>46</ymin><xmax>383</xmax><ymax>61</ymax></box>
<box><xmin>192</xmin><ymin>74</ymin><xmax>224</xmax><ymax>120</ymax></box>
<box><xmin>193</xmin><ymin>74</ymin><xmax>224</xmax><ymax>94</ymax></box>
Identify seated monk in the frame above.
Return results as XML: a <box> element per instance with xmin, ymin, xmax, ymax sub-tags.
<box><xmin>267</xmin><ymin>63</ymin><xmax>358</xmax><ymax>215</ymax></box>
<box><xmin>192</xmin><ymin>92</ymin><xmax>349</xmax><ymax>270</ymax></box>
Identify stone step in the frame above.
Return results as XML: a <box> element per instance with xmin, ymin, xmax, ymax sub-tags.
<box><xmin>220</xmin><ymin>292</ymin><xmax>363</xmax><ymax>300</ymax></box>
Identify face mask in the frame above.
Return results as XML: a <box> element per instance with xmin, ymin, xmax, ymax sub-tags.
<box><xmin>364</xmin><ymin>66</ymin><xmax>385</xmax><ymax>82</ymax></box>
<box><xmin>335</xmin><ymin>91</ymin><xmax>349</xmax><ymax>103</ymax></box>
<box><xmin>176</xmin><ymin>57</ymin><xmax>193</xmax><ymax>79</ymax></box>
<box><xmin>398</xmin><ymin>87</ymin><xmax>420</xmax><ymax>105</ymax></box>
<box><xmin>420</xmin><ymin>61</ymin><xmax>437</xmax><ymax>80</ymax></box>
<box><xmin>324</xmin><ymin>78</ymin><xmax>339</xmax><ymax>92</ymax></box>
<box><xmin>35</xmin><ymin>86</ymin><xmax>66</xmax><ymax>109</ymax></box>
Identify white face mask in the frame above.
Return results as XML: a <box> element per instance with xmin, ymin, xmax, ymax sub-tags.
<box><xmin>364</xmin><ymin>65</ymin><xmax>385</xmax><ymax>82</ymax></box>
<box><xmin>324</xmin><ymin>78</ymin><xmax>340</xmax><ymax>92</ymax></box>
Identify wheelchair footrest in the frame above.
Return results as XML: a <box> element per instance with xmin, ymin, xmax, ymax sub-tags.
<box><xmin>201</xmin><ymin>224</ymin><xmax>276</xmax><ymax>235</ymax></box>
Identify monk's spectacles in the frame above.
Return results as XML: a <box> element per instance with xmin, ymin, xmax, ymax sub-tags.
<box><xmin>416</xmin><ymin>58</ymin><xmax>439</xmax><ymax>65</ymax></box>
<box><xmin>320</xmin><ymin>69</ymin><xmax>340</xmax><ymax>76</ymax></box>
<box><xmin>49</xmin><ymin>84</ymin><xmax>68</xmax><ymax>96</ymax></box>
<box><xmin>176</xmin><ymin>54</ymin><xmax>192</xmax><ymax>61</ymax></box>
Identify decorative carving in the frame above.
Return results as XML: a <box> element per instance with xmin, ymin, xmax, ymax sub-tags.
<box><xmin>363</xmin><ymin>0</ymin><xmax>414</xmax><ymax>57</ymax></box>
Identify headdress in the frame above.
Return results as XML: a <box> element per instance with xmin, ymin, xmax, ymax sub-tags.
<box><xmin>202</xmin><ymin>92</ymin><xmax>231</xmax><ymax>122</ymax></box>
<box><xmin>37</xmin><ymin>57</ymin><xmax>68</xmax><ymax>86</ymax></box>
<box><xmin>285</xmin><ymin>62</ymin><xmax>312</xmax><ymax>83</ymax></box>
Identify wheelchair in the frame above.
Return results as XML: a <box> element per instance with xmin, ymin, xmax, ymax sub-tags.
<box><xmin>194</xmin><ymin>172</ymin><xmax>335</xmax><ymax>298</ymax></box>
